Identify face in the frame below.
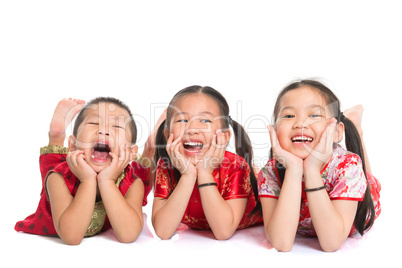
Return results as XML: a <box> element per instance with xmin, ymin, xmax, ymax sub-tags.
<box><xmin>69</xmin><ymin>102</ymin><xmax>134</xmax><ymax>173</ymax></box>
<box><xmin>166</xmin><ymin>93</ymin><xmax>230</xmax><ymax>165</ymax></box>
<box><xmin>275</xmin><ymin>86</ymin><xmax>340</xmax><ymax>159</ymax></box>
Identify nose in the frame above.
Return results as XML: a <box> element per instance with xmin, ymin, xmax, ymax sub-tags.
<box><xmin>98</xmin><ymin>125</ymin><xmax>110</xmax><ymax>136</ymax></box>
<box><xmin>293</xmin><ymin>117</ymin><xmax>308</xmax><ymax>129</ymax></box>
<box><xmin>185</xmin><ymin>119</ymin><xmax>202</xmax><ymax>135</ymax></box>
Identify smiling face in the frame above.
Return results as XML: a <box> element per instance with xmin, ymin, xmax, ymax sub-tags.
<box><xmin>166</xmin><ymin>93</ymin><xmax>230</xmax><ymax>165</ymax></box>
<box><xmin>275</xmin><ymin>86</ymin><xmax>338</xmax><ymax>159</ymax></box>
<box><xmin>69</xmin><ymin>101</ymin><xmax>134</xmax><ymax>173</ymax></box>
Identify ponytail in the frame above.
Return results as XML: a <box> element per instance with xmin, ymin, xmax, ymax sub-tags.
<box><xmin>340</xmin><ymin>114</ymin><xmax>375</xmax><ymax>235</ymax></box>
<box><xmin>230</xmin><ymin>118</ymin><xmax>262</xmax><ymax>216</ymax></box>
<box><xmin>153</xmin><ymin>120</ymin><xmax>180</xmax><ymax>194</ymax></box>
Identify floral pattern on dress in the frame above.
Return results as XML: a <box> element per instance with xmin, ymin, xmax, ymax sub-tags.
<box><xmin>257</xmin><ymin>144</ymin><xmax>381</xmax><ymax>236</ymax></box>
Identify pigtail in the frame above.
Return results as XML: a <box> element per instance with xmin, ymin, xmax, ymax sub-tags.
<box><xmin>340</xmin><ymin>115</ymin><xmax>375</xmax><ymax>235</ymax></box>
<box><xmin>230</xmin><ymin>118</ymin><xmax>262</xmax><ymax>216</ymax></box>
<box><xmin>153</xmin><ymin>120</ymin><xmax>180</xmax><ymax>194</ymax></box>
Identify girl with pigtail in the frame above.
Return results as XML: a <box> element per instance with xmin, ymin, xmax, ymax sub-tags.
<box><xmin>258</xmin><ymin>80</ymin><xmax>381</xmax><ymax>252</ymax></box>
<box><xmin>152</xmin><ymin>85</ymin><xmax>262</xmax><ymax>240</ymax></box>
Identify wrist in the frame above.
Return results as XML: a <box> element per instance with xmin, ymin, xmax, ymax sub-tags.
<box><xmin>285</xmin><ymin>165</ymin><xmax>304</xmax><ymax>179</ymax></box>
<box><xmin>303</xmin><ymin>170</ymin><xmax>324</xmax><ymax>189</ymax></box>
<box><xmin>97</xmin><ymin>179</ymin><xmax>116</xmax><ymax>189</ymax></box>
<box><xmin>196</xmin><ymin>171</ymin><xmax>215</xmax><ymax>185</ymax></box>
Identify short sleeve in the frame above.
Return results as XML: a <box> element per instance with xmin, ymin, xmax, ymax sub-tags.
<box><xmin>154</xmin><ymin>159</ymin><xmax>172</xmax><ymax>199</ymax></box>
<box><xmin>329</xmin><ymin>154</ymin><xmax>367</xmax><ymax>201</ymax></box>
<box><xmin>258</xmin><ymin>159</ymin><xmax>281</xmax><ymax>199</ymax></box>
<box><xmin>219</xmin><ymin>154</ymin><xmax>251</xmax><ymax>201</ymax></box>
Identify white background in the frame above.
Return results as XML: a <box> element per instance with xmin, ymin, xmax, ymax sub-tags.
<box><xmin>0</xmin><ymin>1</ymin><xmax>400</xmax><ymax>267</ymax></box>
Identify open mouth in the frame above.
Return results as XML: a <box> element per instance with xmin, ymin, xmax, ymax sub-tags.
<box><xmin>91</xmin><ymin>142</ymin><xmax>111</xmax><ymax>162</ymax></box>
<box><xmin>291</xmin><ymin>136</ymin><xmax>313</xmax><ymax>143</ymax></box>
<box><xmin>183</xmin><ymin>141</ymin><xmax>203</xmax><ymax>152</ymax></box>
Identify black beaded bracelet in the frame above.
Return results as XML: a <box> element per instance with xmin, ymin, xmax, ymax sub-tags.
<box><xmin>197</xmin><ymin>182</ymin><xmax>218</xmax><ymax>189</ymax></box>
<box><xmin>304</xmin><ymin>185</ymin><xmax>326</xmax><ymax>192</ymax></box>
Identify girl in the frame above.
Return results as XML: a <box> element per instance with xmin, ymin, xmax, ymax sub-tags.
<box><xmin>152</xmin><ymin>86</ymin><xmax>262</xmax><ymax>240</ymax></box>
<box><xmin>258</xmin><ymin>80</ymin><xmax>381</xmax><ymax>252</ymax></box>
<box><xmin>15</xmin><ymin>97</ymin><xmax>152</xmax><ymax>244</ymax></box>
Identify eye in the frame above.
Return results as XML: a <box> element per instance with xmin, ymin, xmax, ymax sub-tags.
<box><xmin>113</xmin><ymin>125</ymin><xmax>124</xmax><ymax>129</ymax></box>
<box><xmin>282</xmin><ymin>114</ymin><xmax>294</xmax><ymax>119</ymax></box>
<box><xmin>88</xmin><ymin>122</ymin><xmax>99</xmax><ymax>125</ymax></box>
<box><xmin>200</xmin><ymin>119</ymin><xmax>211</xmax><ymax>123</ymax></box>
<box><xmin>310</xmin><ymin>114</ymin><xmax>322</xmax><ymax>118</ymax></box>
<box><xmin>176</xmin><ymin>119</ymin><xmax>188</xmax><ymax>123</ymax></box>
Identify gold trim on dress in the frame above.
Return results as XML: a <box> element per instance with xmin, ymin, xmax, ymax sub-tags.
<box><xmin>40</xmin><ymin>145</ymin><xmax>70</xmax><ymax>155</ymax></box>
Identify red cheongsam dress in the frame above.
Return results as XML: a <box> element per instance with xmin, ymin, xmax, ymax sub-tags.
<box><xmin>15</xmin><ymin>145</ymin><xmax>151</xmax><ymax>236</ymax></box>
<box><xmin>154</xmin><ymin>151</ymin><xmax>262</xmax><ymax>230</ymax></box>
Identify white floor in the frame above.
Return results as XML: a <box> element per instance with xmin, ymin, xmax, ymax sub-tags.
<box><xmin>3</xmin><ymin>189</ymin><xmax>396</xmax><ymax>268</ymax></box>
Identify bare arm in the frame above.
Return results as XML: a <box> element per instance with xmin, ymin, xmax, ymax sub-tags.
<box><xmin>46</xmin><ymin>172</ymin><xmax>97</xmax><ymax>245</ymax></box>
<box><xmin>303</xmin><ymin>119</ymin><xmax>358</xmax><ymax>251</ymax></box>
<box><xmin>96</xmin><ymin>145</ymin><xmax>144</xmax><ymax>243</ymax></box>
<box><xmin>304</xmin><ymin>170</ymin><xmax>358</xmax><ymax>252</ymax></box>
<box><xmin>261</xmin><ymin>167</ymin><xmax>302</xmax><ymax>252</ymax></box>
<box><xmin>261</xmin><ymin>125</ymin><xmax>305</xmax><ymax>251</ymax></box>
<box><xmin>152</xmin><ymin>173</ymin><xmax>196</xmax><ymax>239</ymax></box>
<box><xmin>98</xmin><ymin>178</ymin><xmax>144</xmax><ymax>243</ymax></box>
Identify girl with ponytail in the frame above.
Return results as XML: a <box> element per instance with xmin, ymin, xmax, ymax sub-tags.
<box><xmin>152</xmin><ymin>86</ymin><xmax>262</xmax><ymax>240</ymax></box>
<box><xmin>258</xmin><ymin>80</ymin><xmax>381</xmax><ymax>252</ymax></box>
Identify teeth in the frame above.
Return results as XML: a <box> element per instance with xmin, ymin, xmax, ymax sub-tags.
<box><xmin>292</xmin><ymin>136</ymin><xmax>313</xmax><ymax>142</ymax></box>
<box><xmin>184</xmin><ymin>142</ymin><xmax>203</xmax><ymax>146</ymax></box>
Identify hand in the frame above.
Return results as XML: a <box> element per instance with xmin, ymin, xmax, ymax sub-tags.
<box><xmin>268</xmin><ymin>125</ymin><xmax>303</xmax><ymax>171</ymax></box>
<box><xmin>66</xmin><ymin>150</ymin><xmax>97</xmax><ymax>183</ymax></box>
<box><xmin>303</xmin><ymin>118</ymin><xmax>337</xmax><ymax>173</ymax></box>
<box><xmin>166</xmin><ymin>133</ymin><xmax>197</xmax><ymax>177</ymax></box>
<box><xmin>97</xmin><ymin>145</ymin><xmax>132</xmax><ymax>183</ymax></box>
<box><xmin>196</xmin><ymin>129</ymin><xmax>227</xmax><ymax>176</ymax></box>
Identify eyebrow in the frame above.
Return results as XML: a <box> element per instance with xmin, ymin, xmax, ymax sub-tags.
<box><xmin>175</xmin><ymin>111</ymin><xmax>216</xmax><ymax>117</ymax></box>
<box><xmin>280</xmin><ymin>104</ymin><xmax>324</xmax><ymax>112</ymax></box>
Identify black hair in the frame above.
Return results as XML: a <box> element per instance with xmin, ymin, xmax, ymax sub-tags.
<box><xmin>154</xmin><ymin>85</ymin><xmax>261</xmax><ymax>216</ymax></box>
<box><xmin>73</xmin><ymin>97</ymin><xmax>137</xmax><ymax>143</ymax></box>
<box><xmin>271</xmin><ymin>79</ymin><xmax>375</xmax><ymax>235</ymax></box>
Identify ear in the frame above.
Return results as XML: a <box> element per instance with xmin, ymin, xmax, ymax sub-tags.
<box><xmin>333</xmin><ymin>122</ymin><xmax>344</xmax><ymax>143</ymax></box>
<box><xmin>68</xmin><ymin>135</ymin><xmax>77</xmax><ymax>152</ymax></box>
<box><xmin>129</xmin><ymin>144</ymin><xmax>139</xmax><ymax>162</ymax></box>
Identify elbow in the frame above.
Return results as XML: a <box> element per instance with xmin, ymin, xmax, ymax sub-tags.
<box><xmin>212</xmin><ymin>229</ymin><xmax>235</xmax><ymax>241</ymax></box>
<box><xmin>60</xmin><ymin>234</ymin><xmax>84</xmax><ymax>246</ymax></box>
<box><xmin>271</xmin><ymin>240</ymin><xmax>294</xmax><ymax>252</ymax></box>
<box><xmin>266</xmin><ymin>231</ymin><xmax>294</xmax><ymax>252</ymax></box>
<box><xmin>154</xmin><ymin>227</ymin><xmax>174</xmax><ymax>240</ymax></box>
<box><xmin>319</xmin><ymin>241</ymin><xmax>342</xmax><ymax>252</ymax></box>
<box><xmin>116</xmin><ymin>233</ymin><xmax>140</xmax><ymax>244</ymax></box>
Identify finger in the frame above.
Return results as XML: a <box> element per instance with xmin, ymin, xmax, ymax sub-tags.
<box><xmin>268</xmin><ymin>125</ymin><xmax>281</xmax><ymax>151</ymax></box>
<box><xmin>119</xmin><ymin>144</ymin><xmax>126</xmax><ymax>161</ymax></box>
<box><xmin>76</xmin><ymin>153</ymin><xmax>87</xmax><ymax>166</ymax></box>
<box><xmin>122</xmin><ymin>145</ymin><xmax>131</xmax><ymax>168</ymax></box>
<box><xmin>166</xmin><ymin>133</ymin><xmax>174</xmax><ymax>151</ymax></box>
<box><xmin>129</xmin><ymin>147</ymin><xmax>137</xmax><ymax>162</ymax></box>
<box><xmin>109</xmin><ymin>152</ymin><xmax>119</xmax><ymax>166</ymax></box>
<box><xmin>215</xmin><ymin>131</ymin><xmax>226</xmax><ymax>157</ymax></box>
<box><xmin>68</xmin><ymin>150</ymin><xmax>82</xmax><ymax>167</ymax></box>
<box><xmin>325</xmin><ymin>118</ymin><xmax>337</xmax><ymax>149</ymax></box>
<box><xmin>173</xmin><ymin>140</ymin><xmax>183</xmax><ymax>159</ymax></box>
